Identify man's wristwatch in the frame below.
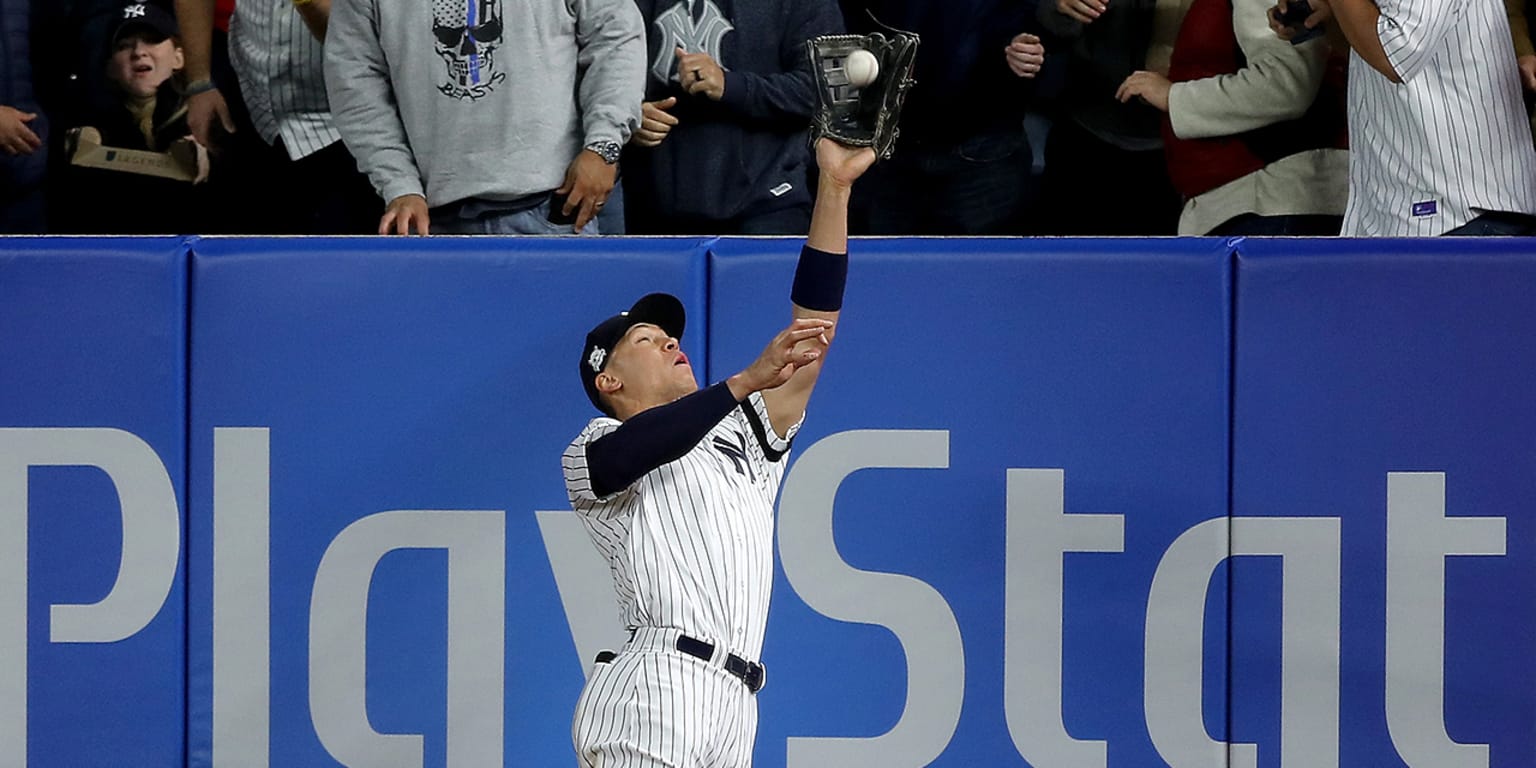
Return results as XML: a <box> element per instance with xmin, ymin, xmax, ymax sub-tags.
<box><xmin>585</xmin><ymin>140</ymin><xmax>622</xmax><ymax>165</ymax></box>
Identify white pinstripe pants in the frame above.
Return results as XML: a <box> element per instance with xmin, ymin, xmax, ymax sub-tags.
<box><xmin>572</xmin><ymin>630</ymin><xmax>758</xmax><ymax>768</ymax></box>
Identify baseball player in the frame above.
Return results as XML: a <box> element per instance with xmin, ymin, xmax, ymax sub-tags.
<box><xmin>561</xmin><ymin>138</ymin><xmax>875</xmax><ymax>768</ymax></box>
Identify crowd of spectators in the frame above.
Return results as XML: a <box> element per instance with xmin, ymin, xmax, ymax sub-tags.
<box><xmin>2</xmin><ymin>0</ymin><xmax>1534</xmax><ymax>237</ymax></box>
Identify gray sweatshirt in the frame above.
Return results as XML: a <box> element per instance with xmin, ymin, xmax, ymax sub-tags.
<box><xmin>325</xmin><ymin>0</ymin><xmax>645</xmax><ymax>207</ymax></box>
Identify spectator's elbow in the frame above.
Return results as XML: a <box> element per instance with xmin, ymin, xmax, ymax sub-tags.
<box><xmin>1272</xmin><ymin>93</ymin><xmax>1314</xmax><ymax>123</ymax></box>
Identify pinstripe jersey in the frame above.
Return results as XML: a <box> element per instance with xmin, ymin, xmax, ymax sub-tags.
<box><xmin>563</xmin><ymin>392</ymin><xmax>800</xmax><ymax>663</ymax></box>
<box><xmin>228</xmin><ymin>1</ymin><xmax>341</xmax><ymax>159</ymax></box>
<box><xmin>1343</xmin><ymin>0</ymin><xmax>1536</xmax><ymax>235</ymax></box>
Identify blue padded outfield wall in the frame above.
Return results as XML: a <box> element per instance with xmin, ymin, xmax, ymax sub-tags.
<box><xmin>1</xmin><ymin>235</ymin><xmax>1533</xmax><ymax>767</ymax></box>
<box><xmin>1228</xmin><ymin>240</ymin><xmax>1536</xmax><ymax>768</ymax></box>
<box><xmin>0</xmin><ymin>239</ymin><xmax>188</xmax><ymax>766</ymax></box>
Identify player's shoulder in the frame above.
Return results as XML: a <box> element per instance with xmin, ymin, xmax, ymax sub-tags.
<box><xmin>563</xmin><ymin>417</ymin><xmax>621</xmax><ymax>468</ymax></box>
<box><xmin>568</xmin><ymin>416</ymin><xmax>623</xmax><ymax>449</ymax></box>
<box><xmin>563</xmin><ymin>416</ymin><xmax>629</xmax><ymax>506</ymax></box>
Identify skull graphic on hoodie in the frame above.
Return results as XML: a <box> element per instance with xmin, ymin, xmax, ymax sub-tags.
<box><xmin>431</xmin><ymin>0</ymin><xmax>506</xmax><ymax>99</ymax></box>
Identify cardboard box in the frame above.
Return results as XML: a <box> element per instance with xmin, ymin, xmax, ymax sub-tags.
<box><xmin>66</xmin><ymin>126</ymin><xmax>203</xmax><ymax>183</ymax></box>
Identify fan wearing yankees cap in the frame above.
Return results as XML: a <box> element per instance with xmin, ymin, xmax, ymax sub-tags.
<box><xmin>58</xmin><ymin>1</ymin><xmax>216</xmax><ymax>234</ymax></box>
<box><xmin>561</xmin><ymin>137</ymin><xmax>874</xmax><ymax>768</ymax></box>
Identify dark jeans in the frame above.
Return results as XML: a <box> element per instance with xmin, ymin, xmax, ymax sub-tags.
<box><xmin>1208</xmin><ymin>213</ymin><xmax>1343</xmax><ymax>237</ymax></box>
<box><xmin>1</xmin><ymin>111</ymin><xmax>48</xmax><ymax>234</ymax></box>
<box><xmin>1442</xmin><ymin>211</ymin><xmax>1536</xmax><ymax>236</ymax></box>
<box><xmin>595</xmin><ymin>180</ymin><xmax>626</xmax><ymax>235</ymax></box>
<box><xmin>214</xmin><ymin>134</ymin><xmax>382</xmax><ymax>235</ymax></box>
<box><xmin>851</xmin><ymin>128</ymin><xmax>1035</xmax><ymax>236</ymax></box>
<box><xmin>1036</xmin><ymin>118</ymin><xmax>1181</xmax><ymax>236</ymax></box>
<box><xmin>0</xmin><ymin>186</ymin><xmax>47</xmax><ymax>234</ymax></box>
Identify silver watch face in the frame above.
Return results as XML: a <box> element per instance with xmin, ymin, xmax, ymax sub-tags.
<box><xmin>586</xmin><ymin>141</ymin><xmax>622</xmax><ymax>164</ymax></box>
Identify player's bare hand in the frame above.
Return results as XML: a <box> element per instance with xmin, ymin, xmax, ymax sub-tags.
<box><xmin>0</xmin><ymin>105</ymin><xmax>42</xmax><ymax>156</ymax></box>
<box><xmin>1006</xmin><ymin>34</ymin><xmax>1045</xmax><ymax>79</ymax></box>
<box><xmin>633</xmin><ymin>97</ymin><xmax>680</xmax><ymax>148</ymax></box>
<box><xmin>1116</xmin><ymin>71</ymin><xmax>1172</xmax><ymax>112</ymax></box>
<box><xmin>676</xmin><ymin>47</ymin><xmax>726</xmax><ymax>101</ymax></box>
<box><xmin>1057</xmin><ymin>0</ymin><xmax>1105</xmax><ymax>24</ymax></box>
<box><xmin>1520</xmin><ymin>55</ymin><xmax>1536</xmax><ymax>93</ymax></box>
<box><xmin>186</xmin><ymin>88</ymin><xmax>235</xmax><ymax>148</ymax></box>
<box><xmin>557</xmin><ymin>149</ymin><xmax>618</xmax><ymax>233</ymax></box>
<box><xmin>815</xmin><ymin>138</ymin><xmax>876</xmax><ymax>189</ymax></box>
<box><xmin>730</xmin><ymin>318</ymin><xmax>835</xmax><ymax>396</ymax></box>
<box><xmin>380</xmin><ymin>194</ymin><xmax>430</xmax><ymax>235</ymax></box>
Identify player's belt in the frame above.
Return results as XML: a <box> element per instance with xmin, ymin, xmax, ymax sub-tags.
<box><xmin>675</xmin><ymin>634</ymin><xmax>766</xmax><ymax>694</ymax></box>
<box><xmin>609</xmin><ymin>627</ymin><xmax>767</xmax><ymax>694</ymax></box>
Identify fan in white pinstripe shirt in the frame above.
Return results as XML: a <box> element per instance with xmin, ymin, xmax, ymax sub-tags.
<box><xmin>561</xmin><ymin>139</ymin><xmax>875</xmax><ymax>768</ymax></box>
<box><xmin>1276</xmin><ymin>0</ymin><xmax>1536</xmax><ymax>235</ymax></box>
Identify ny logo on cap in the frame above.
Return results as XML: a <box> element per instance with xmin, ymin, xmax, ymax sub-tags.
<box><xmin>587</xmin><ymin>347</ymin><xmax>607</xmax><ymax>373</ymax></box>
<box><xmin>123</xmin><ymin>3</ymin><xmax>148</xmax><ymax>17</ymax></box>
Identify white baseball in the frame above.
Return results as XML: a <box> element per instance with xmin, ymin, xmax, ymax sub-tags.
<box><xmin>845</xmin><ymin>49</ymin><xmax>880</xmax><ymax>88</ymax></box>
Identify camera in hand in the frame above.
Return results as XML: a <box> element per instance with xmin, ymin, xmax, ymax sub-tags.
<box><xmin>1274</xmin><ymin>0</ymin><xmax>1324</xmax><ymax>44</ymax></box>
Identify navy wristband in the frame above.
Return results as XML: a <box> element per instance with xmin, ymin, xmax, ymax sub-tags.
<box><xmin>790</xmin><ymin>245</ymin><xmax>848</xmax><ymax>312</ymax></box>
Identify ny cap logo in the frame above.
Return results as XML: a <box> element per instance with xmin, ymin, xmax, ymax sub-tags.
<box><xmin>587</xmin><ymin>347</ymin><xmax>606</xmax><ymax>373</ymax></box>
<box><xmin>123</xmin><ymin>3</ymin><xmax>148</xmax><ymax>18</ymax></box>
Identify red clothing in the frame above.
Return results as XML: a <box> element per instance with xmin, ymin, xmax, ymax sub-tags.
<box><xmin>1162</xmin><ymin>0</ymin><xmax>1347</xmax><ymax>198</ymax></box>
<box><xmin>216</xmin><ymin>0</ymin><xmax>235</xmax><ymax>32</ymax></box>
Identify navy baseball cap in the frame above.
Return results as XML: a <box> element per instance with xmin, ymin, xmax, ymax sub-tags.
<box><xmin>581</xmin><ymin>293</ymin><xmax>686</xmax><ymax>416</ymax></box>
<box><xmin>112</xmin><ymin>3</ymin><xmax>179</xmax><ymax>45</ymax></box>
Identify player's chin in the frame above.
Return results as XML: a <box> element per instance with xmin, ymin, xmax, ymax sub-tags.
<box><xmin>673</xmin><ymin>371</ymin><xmax>700</xmax><ymax>396</ymax></box>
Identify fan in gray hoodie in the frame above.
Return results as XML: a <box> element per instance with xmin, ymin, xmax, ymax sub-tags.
<box><xmin>325</xmin><ymin>0</ymin><xmax>645</xmax><ymax>234</ymax></box>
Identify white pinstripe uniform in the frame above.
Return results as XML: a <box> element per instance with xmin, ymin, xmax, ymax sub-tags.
<box><xmin>562</xmin><ymin>392</ymin><xmax>799</xmax><ymax>768</ymax></box>
<box><xmin>228</xmin><ymin>0</ymin><xmax>342</xmax><ymax>159</ymax></box>
<box><xmin>1343</xmin><ymin>0</ymin><xmax>1536</xmax><ymax>235</ymax></box>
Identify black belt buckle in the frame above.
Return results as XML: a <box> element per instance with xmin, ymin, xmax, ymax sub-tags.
<box><xmin>731</xmin><ymin>656</ymin><xmax>766</xmax><ymax>693</ymax></box>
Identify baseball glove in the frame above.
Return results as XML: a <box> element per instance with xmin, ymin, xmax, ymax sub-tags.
<box><xmin>807</xmin><ymin>29</ymin><xmax>920</xmax><ymax>160</ymax></box>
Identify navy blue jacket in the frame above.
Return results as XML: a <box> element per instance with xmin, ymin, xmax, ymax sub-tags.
<box><xmin>624</xmin><ymin>0</ymin><xmax>844</xmax><ymax>224</ymax></box>
<box><xmin>1037</xmin><ymin>0</ymin><xmax>1162</xmax><ymax>150</ymax></box>
<box><xmin>1</xmin><ymin>0</ymin><xmax>48</xmax><ymax>229</ymax></box>
<box><xmin>840</xmin><ymin>0</ymin><xmax>1040</xmax><ymax>144</ymax></box>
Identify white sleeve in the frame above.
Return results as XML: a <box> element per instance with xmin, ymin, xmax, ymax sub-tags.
<box><xmin>743</xmin><ymin>391</ymin><xmax>802</xmax><ymax>462</ymax></box>
<box><xmin>1376</xmin><ymin>0</ymin><xmax>1470</xmax><ymax>82</ymax></box>
<box><xmin>322</xmin><ymin>0</ymin><xmax>424</xmax><ymax>204</ymax></box>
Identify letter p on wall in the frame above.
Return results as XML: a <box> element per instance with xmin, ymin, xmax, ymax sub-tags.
<box><xmin>0</xmin><ymin>428</ymin><xmax>182</xmax><ymax>765</ymax></box>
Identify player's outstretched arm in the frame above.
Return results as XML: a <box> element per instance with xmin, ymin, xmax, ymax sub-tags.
<box><xmin>759</xmin><ymin>139</ymin><xmax>876</xmax><ymax>436</ymax></box>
